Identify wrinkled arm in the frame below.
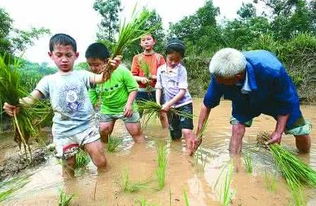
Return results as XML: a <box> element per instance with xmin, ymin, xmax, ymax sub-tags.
<box><xmin>196</xmin><ymin>103</ymin><xmax>211</xmax><ymax>136</ymax></box>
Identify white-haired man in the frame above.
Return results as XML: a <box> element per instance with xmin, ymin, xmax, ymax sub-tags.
<box><xmin>196</xmin><ymin>48</ymin><xmax>311</xmax><ymax>155</ymax></box>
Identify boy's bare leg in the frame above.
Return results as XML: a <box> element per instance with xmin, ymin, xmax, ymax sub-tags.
<box><xmin>295</xmin><ymin>134</ymin><xmax>311</xmax><ymax>153</ymax></box>
<box><xmin>99</xmin><ymin>121</ymin><xmax>115</xmax><ymax>143</ymax></box>
<box><xmin>125</xmin><ymin>122</ymin><xmax>145</xmax><ymax>143</ymax></box>
<box><xmin>229</xmin><ymin>123</ymin><xmax>246</xmax><ymax>155</ymax></box>
<box><xmin>84</xmin><ymin>140</ymin><xmax>108</xmax><ymax>172</ymax></box>
<box><xmin>62</xmin><ymin>156</ymin><xmax>76</xmax><ymax>178</ymax></box>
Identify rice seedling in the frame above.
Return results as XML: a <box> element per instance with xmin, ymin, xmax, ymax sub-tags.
<box><xmin>243</xmin><ymin>152</ymin><xmax>253</xmax><ymax>174</ymax></box>
<box><xmin>183</xmin><ymin>190</ymin><xmax>190</xmax><ymax>206</ymax></box>
<box><xmin>58</xmin><ymin>189</ymin><xmax>74</xmax><ymax>206</ymax></box>
<box><xmin>0</xmin><ymin>175</ymin><xmax>30</xmax><ymax>202</ymax></box>
<box><xmin>103</xmin><ymin>8</ymin><xmax>158</xmax><ymax>81</ymax></box>
<box><xmin>75</xmin><ymin>149</ymin><xmax>90</xmax><ymax>169</ymax></box>
<box><xmin>120</xmin><ymin>170</ymin><xmax>149</xmax><ymax>193</ymax></box>
<box><xmin>135</xmin><ymin>198</ymin><xmax>158</xmax><ymax>206</ymax></box>
<box><xmin>107</xmin><ymin>136</ymin><xmax>123</xmax><ymax>152</ymax></box>
<box><xmin>137</xmin><ymin>100</ymin><xmax>193</xmax><ymax>127</ymax></box>
<box><xmin>289</xmin><ymin>185</ymin><xmax>305</xmax><ymax>206</ymax></box>
<box><xmin>214</xmin><ymin>162</ymin><xmax>234</xmax><ymax>206</ymax></box>
<box><xmin>264</xmin><ymin>171</ymin><xmax>277</xmax><ymax>192</ymax></box>
<box><xmin>193</xmin><ymin>149</ymin><xmax>208</xmax><ymax>172</ymax></box>
<box><xmin>155</xmin><ymin>143</ymin><xmax>168</xmax><ymax>190</ymax></box>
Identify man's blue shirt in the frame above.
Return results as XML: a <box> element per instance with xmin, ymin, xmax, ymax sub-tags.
<box><xmin>203</xmin><ymin>50</ymin><xmax>302</xmax><ymax>128</ymax></box>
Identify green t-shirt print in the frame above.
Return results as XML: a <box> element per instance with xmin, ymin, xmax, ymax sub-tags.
<box><xmin>89</xmin><ymin>66</ymin><xmax>138</xmax><ymax>114</ymax></box>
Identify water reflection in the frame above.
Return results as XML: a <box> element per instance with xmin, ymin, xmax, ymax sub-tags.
<box><xmin>1</xmin><ymin>99</ymin><xmax>315</xmax><ymax>205</ymax></box>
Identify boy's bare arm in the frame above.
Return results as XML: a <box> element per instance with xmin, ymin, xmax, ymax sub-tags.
<box><xmin>91</xmin><ymin>57</ymin><xmax>122</xmax><ymax>84</ymax></box>
<box><xmin>19</xmin><ymin>90</ymin><xmax>43</xmax><ymax>106</ymax></box>
<box><xmin>3</xmin><ymin>90</ymin><xmax>43</xmax><ymax>116</ymax></box>
<box><xmin>123</xmin><ymin>90</ymin><xmax>137</xmax><ymax>117</ymax></box>
<box><xmin>156</xmin><ymin>89</ymin><xmax>162</xmax><ymax>105</ymax></box>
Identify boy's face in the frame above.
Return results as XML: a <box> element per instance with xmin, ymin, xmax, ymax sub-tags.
<box><xmin>86</xmin><ymin>58</ymin><xmax>108</xmax><ymax>74</ymax></box>
<box><xmin>140</xmin><ymin>35</ymin><xmax>156</xmax><ymax>51</ymax></box>
<box><xmin>166</xmin><ymin>52</ymin><xmax>182</xmax><ymax>68</ymax></box>
<box><xmin>48</xmin><ymin>44</ymin><xmax>78</xmax><ymax>73</ymax></box>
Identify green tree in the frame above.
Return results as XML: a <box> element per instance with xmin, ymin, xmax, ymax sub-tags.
<box><xmin>94</xmin><ymin>0</ymin><xmax>122</xmax><ymax>42</ymax></box>
<box><xmin>0</xmin><ymin>7</ymin><xmax>50</xmax><ymax>58</ymax></box>
<box><xmin>0</xmin><ymin>8</ymin><xmax>13</xmax><ymax>56</ymax></box>
<box><xmin>10</xmin><ymin>27</ymin><xmax>50</xmax><ymax>54</ymax></box>
<box><xmin>168</xmin><ymin>0</ymin><xmax>221</xmax><ymax>54</ymax></box>
<box><xmin>256</xmin><ymin>0</ymin><xmax>315</xmax><ymax>39</ymax></box>
<box><xmin>237</xmin><ymin>3</ymin><xmax>256</xmax><ymax>19</ymax></box>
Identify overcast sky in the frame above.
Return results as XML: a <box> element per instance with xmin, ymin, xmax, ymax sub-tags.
<box><xmin>0</xmin><ymin>0</ymin><xmax>252</xmax><ymax>65</ymax></box>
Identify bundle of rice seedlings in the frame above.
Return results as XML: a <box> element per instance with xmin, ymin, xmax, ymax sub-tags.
<box><xmin>0</xmin><ymin>55</ymin><xmax>34</xmax><ymax>158</ymax></box>
<box><xmin>137</xmin><ymin>100</ymin><xmax>193</xmax><ymax>127</ymax></box>
<box><xmin>139</xmin><ymin>60</ymin><xmax>153</xmax><ymax>91</ymax></box>
<box><xmin>257</xmin><ymin>131</ymin><xmax>316</xmax><ymax>188</ymax></box>
<box><xmin>243</xmin><ymin>152</ymin><xmax>253</xmax><ymax>174</ymax></box>
<box><xmin>120</xmin><ymin>170</ymin><xmax>149</xmax><ymax>193</ymax></box>
<box><xmin>0</xmin><ymin>55</ymin><xmax>52</xmax><ymax>159</ymax></box>
<box><xmin>0</xmin><ymin>175</ymin><xmax>30</xmax><ymax>202</ymax></box>
<box><xmin>107</xmin><ymin>136</ymin><xmax>123</xmax><ymax>152</ymax></box>
<box><xmin>58</xmin><ymin>189</ymin><xmax>74</xmax><ymax>206</ymax></box>
<box><xmin>75</xmin><ymin>149</ymin><xmax>90</xmax><ymax>169</ymax></box>
<box><xmin>103</xmin><ymin>8</ymin><xmax>157</xmax><ymax>81</ymax></box>
<box><xmin>139</xmin><ymin>60</ymin><xmax>150</xmax><ymax>79</ymax></box>
<box><xmin>155</xmin><ymin>143</ymin><xmax>168</xmax><ymax>190</ymax></box>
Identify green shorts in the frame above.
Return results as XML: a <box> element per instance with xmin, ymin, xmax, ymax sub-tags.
<box><xmin>230</xmin><ymin>116</ymin><xmax>312</xmax><ymax>136</ymax></box>
<box><xmin>99</xmin><ymin>112</ymin><xmax>140</xmax><ymax>123</ymax></box>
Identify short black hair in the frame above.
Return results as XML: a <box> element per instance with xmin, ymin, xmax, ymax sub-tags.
<box><xmin>166</xmin><ymin>38</ymin><xmax>185</xmax><ymax>57</ymax></box>
<box><xmin>85</xmin><ymin>43</ymin><xmax>110</xmax><ymax>60</ymax></box>
<box><xmin>141</xmin><ymin>33</ymin><xmax>156</xmax><ymax>40</ymax></box>
<box><xmin>49</xmin><ymin>33</ymin><xmax>77</xmax><ymax>52</ymax></box>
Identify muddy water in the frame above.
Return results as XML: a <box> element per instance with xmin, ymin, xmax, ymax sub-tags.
<box><xmin>2</xmin><ymin>99</ymin><xmax>316</xmax><ymax>206</ymax></box>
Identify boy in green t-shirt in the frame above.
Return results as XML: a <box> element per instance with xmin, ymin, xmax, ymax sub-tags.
<box><xmin>85</xmin><ymin>43</ymin><xmax>144</xmax><ymax>143</ymax></box>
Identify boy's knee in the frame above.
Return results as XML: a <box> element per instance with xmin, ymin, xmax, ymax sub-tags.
<box><xmin>65</xmin><ymin>156</ymin><xmax>76</xmax><ymax>168</ymax></box>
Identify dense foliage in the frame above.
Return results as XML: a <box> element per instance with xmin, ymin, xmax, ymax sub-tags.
<box><xmin>0</xmin><ymin>0</ymin><xmax>315</xmax><ymax>101</ymax></box>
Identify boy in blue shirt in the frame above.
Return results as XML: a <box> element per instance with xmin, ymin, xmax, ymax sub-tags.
<box><xmin>197</xmin><ymin>48</ymin><xmax>311</xmax><ymax>155</ymax></box>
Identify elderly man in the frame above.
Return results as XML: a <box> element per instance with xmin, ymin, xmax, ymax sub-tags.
<box><xmin>196</xmin><ymin>48</ymin><xmax>311</xmax><ymax>155</ymax></box>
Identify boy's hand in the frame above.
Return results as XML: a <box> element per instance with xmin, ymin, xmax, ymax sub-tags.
<box><xmin>108</xmin><ymin>55</ymin><xmax>122</xmax><ymax>68</ymax></box>
<box><xmin>140</xmin><ymin>77</ymin><xmax>149</xmax><ymax>84</ymax></box>
<box><xmin>149</xmin><ymin>75</ymin><xmax>157</xmax><ymax>80</ymax></box>
<box><xmin>3</xmin><ymin>102</ymin><xmax>20</xmax><ymax>116</ymax></box>
<box><xmin>161</xmin><ymin>103</ymin><xmax>171</xmax><ymax>112</ymax></box>
<box><xmin>123</xmin><ymin>104</ymin><xmax>133</xmax><ymax>117</ymax></box>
